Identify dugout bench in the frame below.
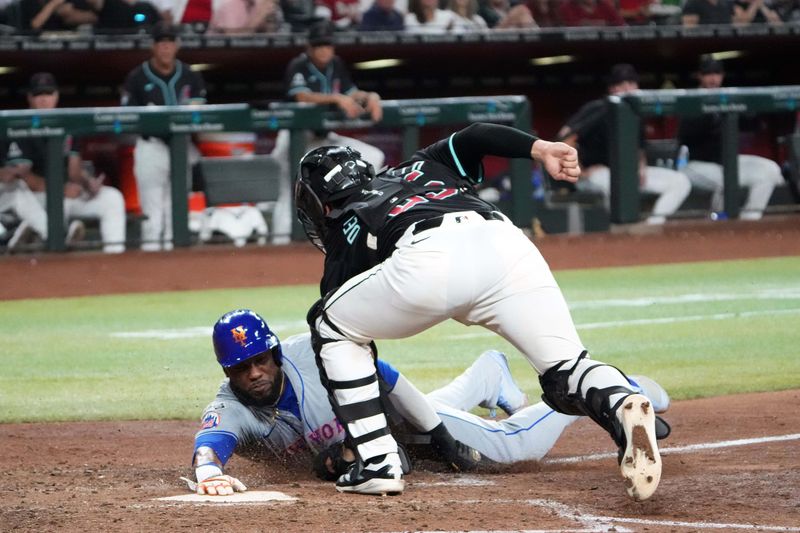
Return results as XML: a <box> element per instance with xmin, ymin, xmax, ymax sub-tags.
<box><xmin>0</xmin><ymin>96</ymin><xmax>534</xmax><ymax>252</ymax></box>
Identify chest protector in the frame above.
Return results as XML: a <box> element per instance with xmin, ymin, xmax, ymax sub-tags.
<box><xmin>335</xmin><ymin>160</ymin><xmax>484</xmax><ymax>234</ymax></box>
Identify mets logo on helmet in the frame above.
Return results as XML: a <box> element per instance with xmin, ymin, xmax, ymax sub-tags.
<box><xmin>231</xmin><ymin>326</ymin><xmax>247</xmax><ymax>347</ymax></box>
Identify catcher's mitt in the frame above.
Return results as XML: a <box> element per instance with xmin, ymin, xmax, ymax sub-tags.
<box><xmin>313</xmin><ymin>444</ymin><xmax>355</xmax><ymax>481</ymax></box>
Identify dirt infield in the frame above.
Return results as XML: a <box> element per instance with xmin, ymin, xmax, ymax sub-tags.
<box><xmin>2</xmin><ymin>215</ymin><xmax>799</xmax><ymax>532</ymax></box>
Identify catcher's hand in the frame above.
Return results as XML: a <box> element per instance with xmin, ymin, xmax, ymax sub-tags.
<box><xmin>196</xmin><ymin>475</ymin><xmax>247</xmax><ymax>496</ymax></box>
<box><xmin>313</xmin><ymin>444</ymin><xmax>356</xmax><ymax>482</ymax></box>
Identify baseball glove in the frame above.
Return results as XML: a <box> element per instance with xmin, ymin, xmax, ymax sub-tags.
<box><xmin>313</xmin><ymin>444</ymin><xmax>356</xmax><ymax>481</ymax></box>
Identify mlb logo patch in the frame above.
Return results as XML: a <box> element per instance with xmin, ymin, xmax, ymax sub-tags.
<box><xmin>200</xmin><ymin>411</ymin><xmax>220</xmax><ymax>430</ymax></box>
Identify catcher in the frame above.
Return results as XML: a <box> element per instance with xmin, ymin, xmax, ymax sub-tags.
<box><xmin>189</xmin><ymin>309</ymin><xmax>671</xmax><ymax>495</ymax></box>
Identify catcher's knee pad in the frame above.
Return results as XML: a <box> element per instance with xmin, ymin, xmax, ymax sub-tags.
<box><xmin>539</xmin><ymin>351</ymin><xmax>632</xmax><ymax>435</ymax></box>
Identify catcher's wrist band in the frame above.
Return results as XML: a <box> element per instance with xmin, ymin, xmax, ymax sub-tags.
<box><xmin>195</xmin><ymin>463</ymin><xmax>223</xmax><ymax>483</ymax></box>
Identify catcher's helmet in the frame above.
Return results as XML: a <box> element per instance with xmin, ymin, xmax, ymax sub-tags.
<box><xmin>294</xmin><ymin>145</ymin><xmax>375</xmax><ymax>252</ymax></box>
<box><xmin>212</xmin><ymin>309</ymin><xmax>283</xmax><ymax>368</ymax></box>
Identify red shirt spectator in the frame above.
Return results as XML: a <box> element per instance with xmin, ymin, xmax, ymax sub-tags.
<box><xmin>316</xmin><ymin>0</ymin><xmax>362</xmax><ymax>28</ymax></box>
<box><xmin>618</xmin><ymin>0</ymin><xmax>654</xmax><ymax>24</ymax></box>
<box><xmin>559</xmin><ymin>0</ymin><xmax>626</xmax><ymax>26</ymax></box>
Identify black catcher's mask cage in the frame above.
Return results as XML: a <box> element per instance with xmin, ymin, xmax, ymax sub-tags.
<box><xmin>294</xmin><ymin>146</ymin><xmax>375</xmax><ymax>253</ymax></box>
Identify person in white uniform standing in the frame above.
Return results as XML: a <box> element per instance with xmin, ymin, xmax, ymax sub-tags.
<box><xmin>269</xmin><ymin>20</ymin><xmax>384</xmax><ymax>245</ymax></box>
<box><xmin>294</xmin><ymin>122</ymin><xmax>665</xmax><ymax>501</ymax></box>
<box><xmin>121</xmin><ymin>22</ymin><xmax>206</xmax><ymax>251</ymax></box>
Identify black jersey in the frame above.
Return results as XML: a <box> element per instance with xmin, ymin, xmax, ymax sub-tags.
<box><xmin>121</xmin><ymin>60</ymin><xmax>206</xmax><ymax>107</ymax></box>
<box><xmin>563</xmin><ymin>98</ymin><xmax>646</xmax><ymax>167</ymax></box>
<box><xmin>1</xmin><ymin>136</ymin><xmax>78</xmax><ymax>175</ymax></box>
<box><xmin>284</xmin><ymin>53</ymin><xmax>358</xmax><ymax>101</ymax></box>
<box><xmin>318</xmin><ymin>122</ymin><xmax>538</xmax><ymax>295</ymax></box>
<box><xmin>677</xmin><ymin>113</ymin><xmax>722</xmax><ymax>164</ymax></box>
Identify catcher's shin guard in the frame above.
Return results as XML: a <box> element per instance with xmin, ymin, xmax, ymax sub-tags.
<box><xmin>539</xmin><ymin>352</ymin><xmax>662</xmax><ymax>500</ymax></box>
<box><xmin>307</xmin><ymin>295</ymin><xmax>398</xmax><ymax>464</ymax></box>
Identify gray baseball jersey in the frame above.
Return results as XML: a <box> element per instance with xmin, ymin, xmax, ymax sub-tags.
<box><xmin>194</xmin><ymin>334</ymin><xmax>577</xmax><ymax>466</ymax></box>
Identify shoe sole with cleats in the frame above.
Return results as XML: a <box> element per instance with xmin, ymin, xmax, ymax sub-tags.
<box><xmin>618</xmin><ymin>394</ymin><xmax>662</xmax><ymax>502</ymax></box>
<box><xmin>335</xmin><ymin>477</ymin><xmax>405</xmax><ymax>495</ymax></box>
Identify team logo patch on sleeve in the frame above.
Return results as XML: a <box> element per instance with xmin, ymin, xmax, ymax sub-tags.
<box><xmin>200</xmin><ymin>411</ymin><xmax>220</xmax><ymax>430</ymax></box>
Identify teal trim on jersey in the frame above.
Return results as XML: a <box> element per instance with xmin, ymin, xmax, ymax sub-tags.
<box><xmin>448</xmin><ymin>133</ymin><xmax>467</xmax><ymax>177</ymax></box>
<box><xmin>167</xmin><ymin>62</ymin><xmax>184</xmax><ymax>104</ymax></box>
<box><xmin>6</xmin><ymin>157</ymin><xmax>32</xmax><ymax>167</ymax></box>
<box><xmin>308</xmin><ymin>62</ymin><xmax>330</xmax><ymax>93</ymax></box>
<box><xmin>142</xmin><ymin>61</ymin><xmax>183</xmax><ymax>106</ymax></box>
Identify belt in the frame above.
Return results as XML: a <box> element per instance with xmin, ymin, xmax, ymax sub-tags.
<box><xmin>411</xmin><ymin>210</ymin><xmax>504</xmax><ymax>235</ymax></box>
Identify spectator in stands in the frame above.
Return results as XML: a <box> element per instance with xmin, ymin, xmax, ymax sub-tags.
<box><xmin>85</xmin><ymin>0</ymin><xmax>162</xmax><ymax>30</ymax></box>
<box><xmin>0</xmin><ymin>73</ymin><xmax>126</xmax><ymax>253</ymax></box>
<box><xmin>478</xmin><ymin>0</ymin><xmax>536</xmax><ymax>29</ymax></box>
<box><xmin>733</xmin><ymin>0</ymin><xmax>783</xmax><ymax>24</ymax></box>
<box><xmin>528</xmin><ymin>0</ymin><xmax>560</xmax><ymax>27</ymax></box>
<box><xmin>359</xmin><ymin>0</ymin><xmax>404</xmax><ymax>31</ymax></box>
<box><xmin>20</xmin><ymin>0</ymin><xmax>98</xmax><ymax>31</ymax></box>
<box><xmin>557</xmin><ymin>63</ymin><xmax>692</xmax><ymax>225</ymax></box>
<box><xmin>121</xmin><ymin>22</ymin><xmax>206</xmax><ymax>251</ymax></box>
<box><xmin>207</xmin><ymin>0</ymin><xmax>288</xmax><ymax>33</ymax></box>
<box><xmin>558</xmin><ymin>0</ymin><xmax>626</xmax><ymax>26</ymax></box>
<box><xmin>681</xmin><ymin>0</ymin><xmax>734</xmax><ymax>25</ymax></box>
<box><xmin>772</xmin><ymin>0</ymin><xmax>800</xmax><ymax>22</ymax></box>
<box><xmin>678</xmin><ymin>57</ymin><xmax>785</xmax><ymax>220</ymax></box>
<box><xmin>405</xmin><ymin>0</ymin><xmax>457</xmax><ymax>31</ymax></box>
<box><xmin>148</xmin><ymin>0</ymin><xmax>223</xmax><ymax>31</ymax></box>
<box><xmin>269</xmin><ymin>19</ymin><xmax>384</xmax><ymax>244</ymax></box>
<box><xmin>317</xmin><ymin>0</ymin><xmax>361</xmax><ymax>29</ymax></box>
<box><xmin>447</xmin><ymin>0</ymin><xmax>488</xmax><ymax>30</ymax></box>
<box><xmin>618</xmin><ymin>0</ymin><xmax>655</xmax><ymax>25</ymax></box>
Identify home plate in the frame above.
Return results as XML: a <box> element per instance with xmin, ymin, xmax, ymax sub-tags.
<box><xmin>157</xmin><ymin>491</ymin><xmax>297</xmax><ymax>504</ymax></box>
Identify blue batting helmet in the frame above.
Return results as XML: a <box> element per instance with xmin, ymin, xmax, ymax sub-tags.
<box><xmin>212</xmin><ymin>309</ymin><xmax>282</xmax><ymax>368</ymax></box>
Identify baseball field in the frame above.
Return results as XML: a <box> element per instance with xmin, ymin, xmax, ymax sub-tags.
<box><xmin>1</xmin><ymin>216</ymin><xmax>799</xmax><ymax>532</ymax></box>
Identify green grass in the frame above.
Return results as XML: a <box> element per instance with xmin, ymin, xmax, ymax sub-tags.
<box><xmin>1</xmin><ymin>256</ymin><xmax>798</xmax><ymax>423</ymax></box>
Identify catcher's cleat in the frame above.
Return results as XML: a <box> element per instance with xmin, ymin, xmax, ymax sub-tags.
<box><xmin>480</xmin><ymin>350</ymin><xmax>529</xmax><ymax>416</ymax></box>
<box><xmin>614</xmin><ymin>394</ymin><xmax>662</xmax><ymax>502</ymax></box>
<box><xmin>628</xmin><ymin>375</ymin><xmax>670</xmax><ymax>414</ymax></box>
<box><xmin>335</xmin><ymin>454</ymin><xmax>405</xmax><ymax>495</ymax></box>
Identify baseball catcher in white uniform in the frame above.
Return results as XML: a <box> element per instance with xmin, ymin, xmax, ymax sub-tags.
<box><xmin>294</xmin><ymin>122</ymin><xmax>664</xmax><ymax>500</ymax></box>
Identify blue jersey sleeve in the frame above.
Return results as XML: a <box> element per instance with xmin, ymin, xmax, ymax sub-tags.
<box><xmin>376</xmin><ymin>359</ymin><xmax>400</xmax><ymax>390</ymax></box>
<box><xmin>194</xmin><ymin>431</ymin><xmax>238</xmax><ymax>465</ymax></box>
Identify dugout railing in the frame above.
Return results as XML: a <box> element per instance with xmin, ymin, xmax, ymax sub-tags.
<box><xmin>0</xmin><ymin>96</ymin><xmax>532</xmax><ymax>251</ymax></box>
<box><xmin>608</xmin><ymin>86</ymin><xmax>800</xmax><ymax>224</ymax></box>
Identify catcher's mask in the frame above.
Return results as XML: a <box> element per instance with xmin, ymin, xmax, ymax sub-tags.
<box><xmin>294</xmin><ymin>145</ymin><xmax>375</xmax><ymax>253</ymax></box>
<box><xmin>212</xmin><ymin>309</ymin><xmax>283</xmax><ymax>368</ymax></box>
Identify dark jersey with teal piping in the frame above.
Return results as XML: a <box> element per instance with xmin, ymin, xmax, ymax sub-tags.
<box><xmin>284</xmin><ymin>53</ymin><xmax>358</xmax><ymax>101</ymax></box>
<box><xmin>318</xmin><ymin>122</ymin><xmax>539</xmax><ymax>295</ymax></box>
<box><xmin>121</xmin><ymin>59</ymin><xmax>206</xmax><ymax>107</ymax></box>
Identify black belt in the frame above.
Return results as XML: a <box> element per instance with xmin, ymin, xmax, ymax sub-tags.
<box><xmin>411</xmin><ymin>211</ymin><xmax>504</xmax><ymax>235</ymax></box>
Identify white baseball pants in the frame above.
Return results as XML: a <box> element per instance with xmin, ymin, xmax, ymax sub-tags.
<box><xmin>582</xmin><ymin>164</ymin><xmax>692</xmax><ymax>224</ymax></box>
<box><xmin>315</xmin><ymin>211</ymin><xmax>631</xmax><ymax>461</ymax></box>
<box><xmin>685</xmin><ymin>155</ymin><xmax>784</xmax><ymax>220</ymax></box>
